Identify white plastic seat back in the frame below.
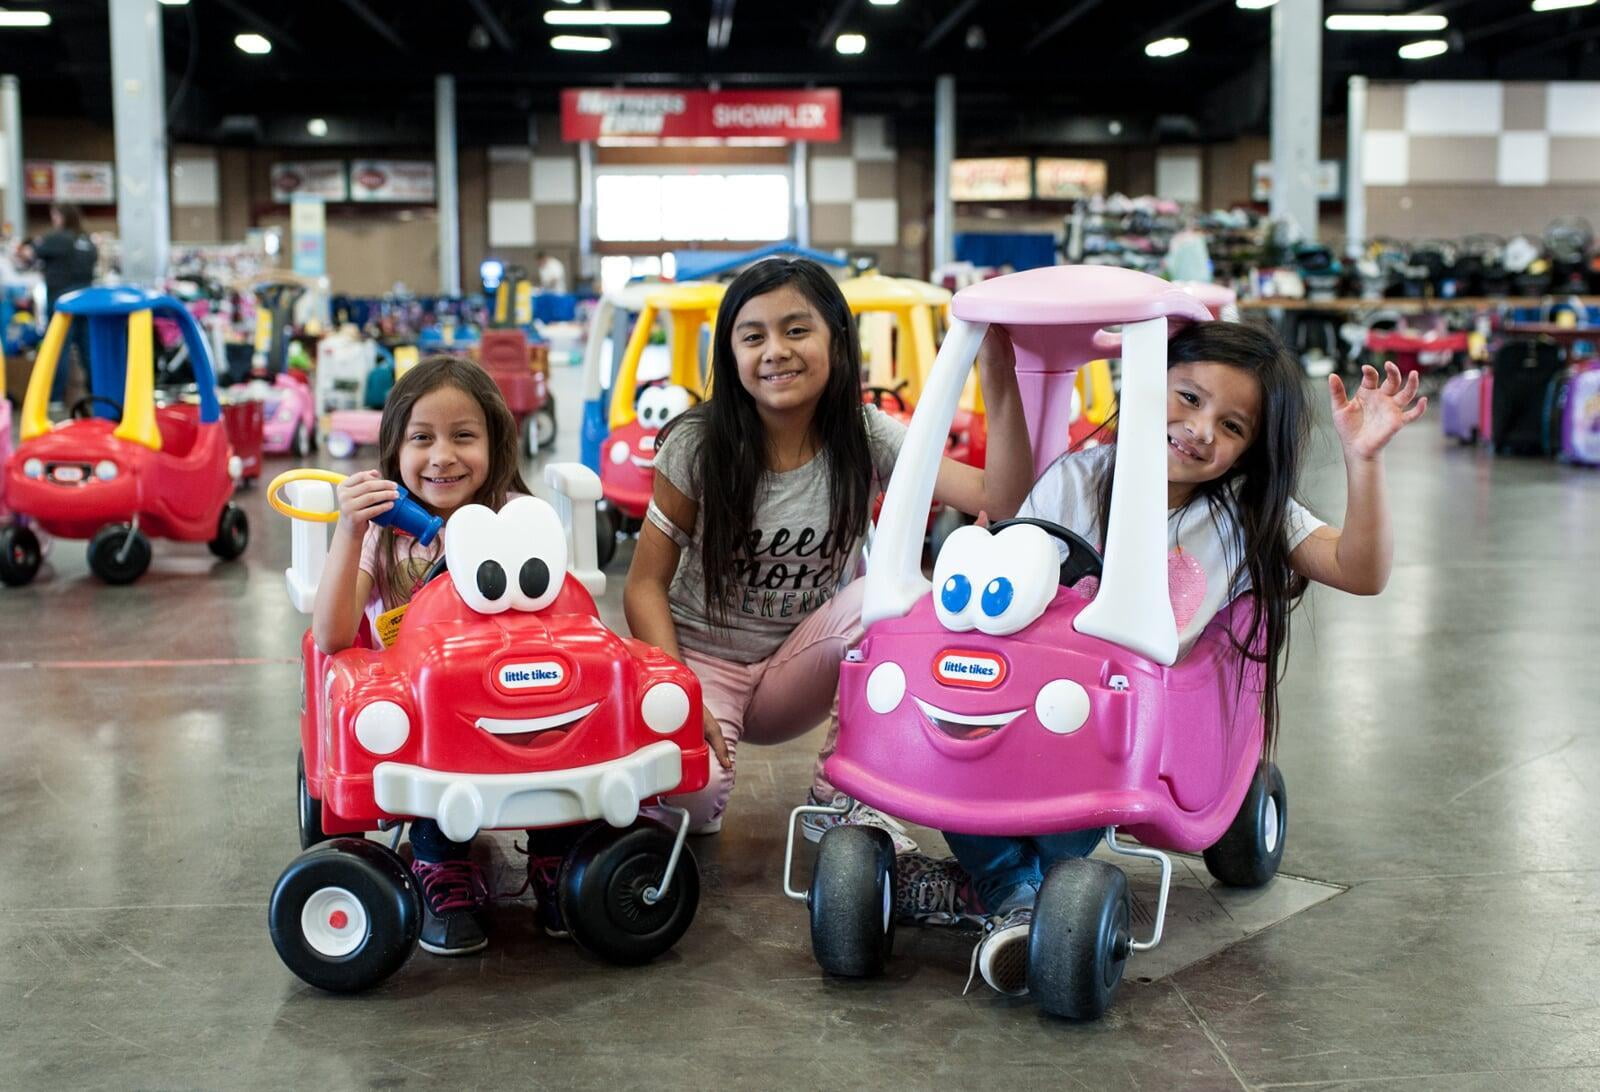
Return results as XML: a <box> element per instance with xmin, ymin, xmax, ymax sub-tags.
<box><xmin>285</xmin><ymin>480</ymin><xmax>336</xmax><ymax>613</ymax></box>
<box><xmin>544</xmin><ymin>462</ymin><xmax>606</xmax><ymax>599</ymax></box>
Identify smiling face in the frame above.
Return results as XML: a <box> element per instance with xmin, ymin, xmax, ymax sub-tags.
<box><xmin>397</xmin><ymin>385</ymin><xmax>490</xmax><ymax>517</ymax></box>
<box><xmin>731</xmin><ymin>285</ymin><xmax>834</xmax><ymax>423</ymax></box>
<box><xmin>1165</xmin><ymin>362</ymin><xmax>1262</xmax><ymax>507</ymax></box>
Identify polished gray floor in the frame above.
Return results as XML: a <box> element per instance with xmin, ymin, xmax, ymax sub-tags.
<box><xmin>2</xmin><ymin>363</ymin><xmax>1598</xmax><ymax>1091</ymax></box>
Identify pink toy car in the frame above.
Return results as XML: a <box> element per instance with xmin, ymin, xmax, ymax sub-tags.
<box><xmin>783</xmin><ymin>266</ymin><xmax>1287</xmax><ymax>1020</ymax></box>
<box><xmin>322</xmin><ymin>408</ymin><xmax>383</xmax><ymax>460</ymax></box>
<box><xmin>258</xmin><ymin>373</ymin><xmax>316</xmax><ymax>456</ymax></box>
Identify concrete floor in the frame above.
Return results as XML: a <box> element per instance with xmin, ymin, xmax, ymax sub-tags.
<box><xmin>2</xmin><ymin>361</ymin><xmax>1598</xmax><ymax>1091</ymax></box>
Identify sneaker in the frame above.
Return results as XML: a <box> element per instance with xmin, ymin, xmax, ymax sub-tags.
<box><xmin>967</xmin><ymin>907</ymin><xmax>1033</xmax><ymax>996</ymax></box>
<box><xmin>412</xmin><ymin>858</ymin><xmax>490</xmax><ymax>956</ymax></box>
<box><xmin>527</xmin><ymin>854</ymin><xmax>570</xmax><ymax>939</ymax></box>
<box><xmin>799</xmin><ymin>791</ymin><xmax>919</xmax><ymax>854</ymax></box>
<box><xmin>895</xmin><ymin>854</ymin><xmax>983</xmax><ymax>927</ymax></box>
<box><xmin>689</xmin><ymin>815</ymin><xmax>723</xmax><ymax>836</ymax></box>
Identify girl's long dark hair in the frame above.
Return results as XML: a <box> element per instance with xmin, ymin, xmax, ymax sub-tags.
<box><xmin>671</xmin><ymin>257</ymin><xmax>873</xmax><ymax>623</ymax></box>
<box><xmin>373</xmin><ymin>354</ymin><xmax>530</xmax><ymax>610</ymax></box>
<box><xmin>1093</xmin><ymin>320</ymin><xmax>1310</xmax><ymax>755</ymax></box>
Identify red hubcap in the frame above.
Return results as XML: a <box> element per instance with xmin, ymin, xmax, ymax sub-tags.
<box><xmin>329</xmin><ymin>910</ymin><xmax>349</xmax><ymax>929</ymax></box>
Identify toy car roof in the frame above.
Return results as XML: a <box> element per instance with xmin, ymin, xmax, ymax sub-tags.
<box><xmin>952</xmin><ymin>265</ymin><xmax>1211</xmax><ymax>328</ymax></box>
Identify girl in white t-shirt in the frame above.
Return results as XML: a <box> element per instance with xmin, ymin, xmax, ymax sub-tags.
<box><xmin>312</xmin><ymin>355</ymin><xmax>530</xmax><ymax>959</ymax></box>
<box><xmin>907</xmin><ymin>319</ymin><xmax>1428</xmax><ymax>996</ymax></box>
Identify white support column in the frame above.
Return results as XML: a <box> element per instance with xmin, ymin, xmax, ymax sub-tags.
<box><xmin>110</xmin><ymin>0</ymin><xmax>170</xmax><ymax>285</ymax></box>
<box><xmin>933</xmin><ymin>74</ymin><xmax>955</xmax><ymax>270</ymax></box>
<box><xmin>578</xmin><ymin>140</ymin><xmax>595</xmax><ymax>280</ymax></box>
<box><xmin>1</xmin><ymin>75</ymin><xmax>22</xmax><ymax>239</ymax></box>
<box><xmin>1345</xmin><ymin>75</ymin><xmax>1367</xmax><ymax>259</ymax></box>
<box><xmin>435</xmin><ymin>75</ymin><xmax>461</xmax><ymax>296</ymax></box>
<box><xmin>791</xmin><ymin>139</ymin><xmax>810</xmax><ymax>247</ymax></box>
<box><xmin>1270</xmin><ymin>0</ymin><xmax>1322</xmax><ymax>243</ymax></box>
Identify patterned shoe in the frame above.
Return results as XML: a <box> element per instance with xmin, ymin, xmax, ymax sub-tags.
<box><xmin>412</xmin><ymin>858</ymin><xmax>490</xmax><ymax>956</ymax></box>
<box><xmin>894</xmin><ymin>853</ymin><xmax>983</xmax><ymax>927</ymax></box>
<box><xmin>966</xmin><ymin>907</ymin><xmax>1033</xmax><ymax>996</ymax></box>
<box><xmin>799</xmin><ymin>792</ymin><xmax>919</xmax><ymax>854</ymax></box>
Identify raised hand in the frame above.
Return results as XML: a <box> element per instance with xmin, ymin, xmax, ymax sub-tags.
<box><xmin>1329</xmin><ymin>362</ymin><xmax>1427</xmax><ymax>462</ymax></box>
<box><xmin>335</xmin><ymin>469</ymin><xmax>399</xmax><ymax>532</ymax></box>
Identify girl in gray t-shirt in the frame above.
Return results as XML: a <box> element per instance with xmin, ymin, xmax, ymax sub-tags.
<box><xmin>623</xmin><ymin>257</ymin><xmax>1035</xmax><ymax>838</ymax></box>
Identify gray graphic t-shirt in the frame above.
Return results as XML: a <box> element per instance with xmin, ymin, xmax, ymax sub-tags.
<box><xmin>647</xmin><ymin>406</ymin><xmax>906</xmax><ymax>664</ymax></box>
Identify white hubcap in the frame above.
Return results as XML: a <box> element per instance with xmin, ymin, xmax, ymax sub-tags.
<box><xmin>881</xmin><ymin>868</ymin><xmax>893</xmax><ymax>933</ymax></box>
<box><xmin>301</xmin><ymin>885</ymin><xmax>368</xmax><ymax>958</ymax></box>
<box><xmin>1264</xmin><ymin>796</ymin><xmax>1281</xmax><ymax>855</ymax></box>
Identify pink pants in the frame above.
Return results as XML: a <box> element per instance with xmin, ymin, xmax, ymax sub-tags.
<box><xmin>665</xmin><ymin>579</ymin><xmax>866</xmax><ymax>829</ymax></box>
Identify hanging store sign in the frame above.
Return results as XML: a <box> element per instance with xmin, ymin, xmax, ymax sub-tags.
<box><xmin>24</xmin><ymin>160</ymin><xmax>115</xmax><ymax>204</ymax></box>
<box><xmin>560</xmin><ymin>88</ymin><xmax>841</xmax><ymax>142</ymax></box>
<box><xmin>349</xmin><ymin>159</ymin><xmax>436</xmax><ymax>203</ymax></box>
<box><xmin>271</xmin><ymin>161</ymin><xmax>348</xmax><ymax>203</ymax></box>
<box><xmin>951</xmin><ymin>157</ymin><xmax>1032</xmax><ymax>201</ymax></box>
<box><xmin>1035</xmin><ymin>158</ymin><xmax>1108</xmax><ymax>200</ymax></box>
<box><xmin>290</xmin><ymin>196</ymin><xmax>326</xmax><ymax>278</ymax></box>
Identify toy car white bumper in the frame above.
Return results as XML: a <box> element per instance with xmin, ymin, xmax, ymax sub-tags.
<box><xmin>372</xmin><ymin>740</ymin><xmax>685</xmax><ymax>842</ymax></box>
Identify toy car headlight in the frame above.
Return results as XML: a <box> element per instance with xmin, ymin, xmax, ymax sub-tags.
<box><xmin>23</xmin><ymin>458</ymin><xmax>44</xmax><ymax>479</ymax></box>
<box><xmin>641</xmin><ymin>682</ymin><xmax>690</xmax><ymax>735</ymax></box>
<box><xmin>94</xmin><ymin>460</ymin><xmax>118</xmax><ymax>481</ymax></box>
<box><xmin>609</xmin><ymin>440</ymin><xmax>630</xmax><ymax>465</ymax></box>
<box><xmin>275</xmin><ymin>402</ymin><xmax>297</xmax><ymax>422</ymax></box>
<box><xmin>354</xmin><ymin>700</ymin><xmax>410</xmax><ymax>755</ymax></box>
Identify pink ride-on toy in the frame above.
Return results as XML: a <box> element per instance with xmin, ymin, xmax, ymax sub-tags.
<box><xmin>784</xmin><ymin>266</ymin><xmax>1287</xmax><ymax>1020</ymax></box>
<box><xmin>269</xmin><ymin>464</ymin><xmax>709</xmax><ymax>992</ymax></box>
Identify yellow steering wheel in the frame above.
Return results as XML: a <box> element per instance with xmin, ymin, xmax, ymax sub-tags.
<box><xmin>266</xmin><ymin>468</ymin><xmax>347</xmax><ymax>522</ymax></box>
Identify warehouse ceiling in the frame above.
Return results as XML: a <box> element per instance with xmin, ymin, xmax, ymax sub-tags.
<box><xmin>4</xmin><ymin>0</ymin><xmax>1600</xmax><ymax>147</ymax></box>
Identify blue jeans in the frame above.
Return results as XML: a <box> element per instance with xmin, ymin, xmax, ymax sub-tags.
<box><xmin>943</xmin><ymin>828</ymin><xmax>1105</xmax><ymax>914</ymax></box>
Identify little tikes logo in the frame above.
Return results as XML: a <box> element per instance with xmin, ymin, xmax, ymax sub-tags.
<box><xmin>933</xmin><ymin>649</ymin><xmax>1007</xmax><ymax>689</ymax></box>
<box><xmin>497</xmin><ymin>661</ymin><xmax>566</xmax><ymax>690</ymax></box>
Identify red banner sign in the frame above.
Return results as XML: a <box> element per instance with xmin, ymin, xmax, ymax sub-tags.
<box><xmin>561</xmin><ymin>89</ymin><xmax>840</xmax><ymax>142</ymax></box>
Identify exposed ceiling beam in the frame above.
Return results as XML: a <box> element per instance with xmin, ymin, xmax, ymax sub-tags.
<box><xmin>1501</xmin><ymin>14</ymin><xmax>1600</xmax><ymax>63</ymax></box>
<box><xmin>212</xmin><ymin>0</ymin><xmax>307</xmax><ymax>55</ymax></box>
<box><xmin>816</xmin><ymin>0</ymin><xmax>858</xmax><ymax>50</ymax></box>
<box><xmin>1023</xmin><ymin>0</ymin><xmax>1105</xmax><ymax>54</ymax></box>
<box><xmin>922</xmin><ymin>0</ymin><xmax>983</xmax><ymax>52</ymax></box>
<box><xmin>466</xmin><ymin>0</ymin><xmax>516</xmax><ymax>54</ymax></box>
<box><xmin>337</xmin><ymin>0</ymin><xmax>409</xmax><ymax>53</ymax></box>
<box><xmin>708</xmin><ymin>0</ymin><xmax>737</xmax><ymax>50</ymax></box>
<box><xmin>1142</xmin><ymin>0</ymin><xmax>1233</xmax><ymax>46</ymax></box>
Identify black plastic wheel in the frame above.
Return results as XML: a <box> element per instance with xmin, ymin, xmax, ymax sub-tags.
<box><xmin>1028</xmin><ymin>858</ymin><xmax>1131</xmax><ymax>1021</ymax></box>
<box><xmin>0</xmin><ymin>524</ymin><xmax>43</xmax><ymax>587</ymax></box>
<box><xmin>1204</xmin><ymin>762</ymin><xmax>1287</xmax><ymax>888</ymax></box>
<box><xmin>558</xmin><ymin>819</ymin><xmax>699</xmax><ymax>965</ymax></box>
<box><xmin>268</xmin><ymin>838</ymin><xmax>422</xmax><ymax>993</ymax></box>
<box><xmin>808</xmin><ymin>824</ymin><xmax>895</xmax><ymax>977</ymax></box>
<box><xmin>87</xmin><ymin>524</ymin><xmax>152</xmax><ymax>585</ymax></box>
<box><xmin>208</xmin><ymin>503</ymin><xmax>250</xmax><ymax>560</ymax></box>
<box><xmin>536</xmin><ymin>396</ymin><xmax>558</xmax><ymax>449</ymax></box>
<box><xmin>294</xmin><ymin>422</ymin><xmax>313</xmax><ymax>457</ymax></box>
<box><xmin>595</xmin><ymin>504</ymin><xmax>620</xmax><ymax>570</ymax></box>
<box><xmin>298</xmin><ymin>751</ymin><xmax>337</xmax><ymax>850</ymax></box>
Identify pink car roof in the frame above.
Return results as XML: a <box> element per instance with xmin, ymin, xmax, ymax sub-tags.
<box><xmin>952</xmin><ymin>265</ymin><xmax>1212</xmax><ymax>328</ymax></box>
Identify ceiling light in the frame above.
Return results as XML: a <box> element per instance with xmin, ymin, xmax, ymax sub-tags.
<box><xmin>544</xmin><ymin>9</ymin><xmax>670</xmax><ymax>26</ymax></box>
<box><xmin>1532</xmin><ymin>0</ymin><xmax>1595</xmax><ymax>10</ymax></box>
<box><xmin>1326</xmin><ymin>14</ymin><xmax>1448</xmax><ymax>31</ymax></box>
<box><xmin>868</xmin><ymin>0</ymin><xmax>901</xmax><ymax>5</ymax></box>
<box><xmin>307</xmin><ymin>118</ymin><xmax>329</xmax><ymax>137</ymax></box>
<box><xmin>1145</xmin><ymin>37</ymin><xmax>1190</xmax><ymax>58</ymax></box>
<box><xmin>836</xmin><ymin>33</ymin><xmax>867</xmax><ymax>54</ymax></box>
<box><xmin>0</xmin><ymin>10</ymin><xmax>51</xmax><ymax>26</ymax></box>
<box><xmin>1237</xmin><ymin>0</ymin><xmax>1278</xmax><ymax>7</ymax></box>
<box><xmin>157</xmin><ymin>0</ymin><xmax>191</xmax><ymax>6</ymax></box>
<box><xmin>1398</xmin><ymin>38</ymin><xmax>1449</xmax><ymax>58</ymax></box>
<box><xmin>234</xmin><ymin>32</ymin><xmax>272</xmax><ymax>54</ymax></box>
<box><xmin>550</xmin><ymin>34</ymin><xmax>612</xmax><ymax>51</ymax></box>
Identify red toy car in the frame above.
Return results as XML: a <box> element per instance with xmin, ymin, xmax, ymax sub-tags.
<box><xmin>1</xmin><ymin>286</ymin><xmax>247</xmax><ymax>586</ymax></box>
<box><xmin>270</xmin><ymin>492</ymin><xmax>709</xmax><ymax>992</ymax></box>
<box><xmin>595</xmin><ymin>383</ymin><xmax>693</xmax><ymax>568</ymax></box>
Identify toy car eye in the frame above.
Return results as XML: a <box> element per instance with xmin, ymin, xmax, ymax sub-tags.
<box><xmin>980</xmin><ymin>577</ymin><xmax>1013</xmax><ymax>618</ymax></box>
<box><xmin>971</xmin><ymin>525</ymin><xmax>1059</xmax><ymax>637</ymax></box>
<box><xmin>941</xmin><ymin>574</ymin><xmax>971</xmax><ymax>613</ymax></box>
<box><xmin>658</xmin><ymin>385</ymin><xmax>692</xmax><ymax>423</ymax></box>
<box><xmin>931</xmin><ymin>524</ymin><xmax>990</xmax><ymax>632</ymax></box>
<box><xmin>477</xmin><ymin>560</ymin><xmax>507</xmax><ymax>602</ymax></box>
<box><xmin>520</xmin><ymin>557</ymin><xmax>549</xmax><ymax>599</ymax></box>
